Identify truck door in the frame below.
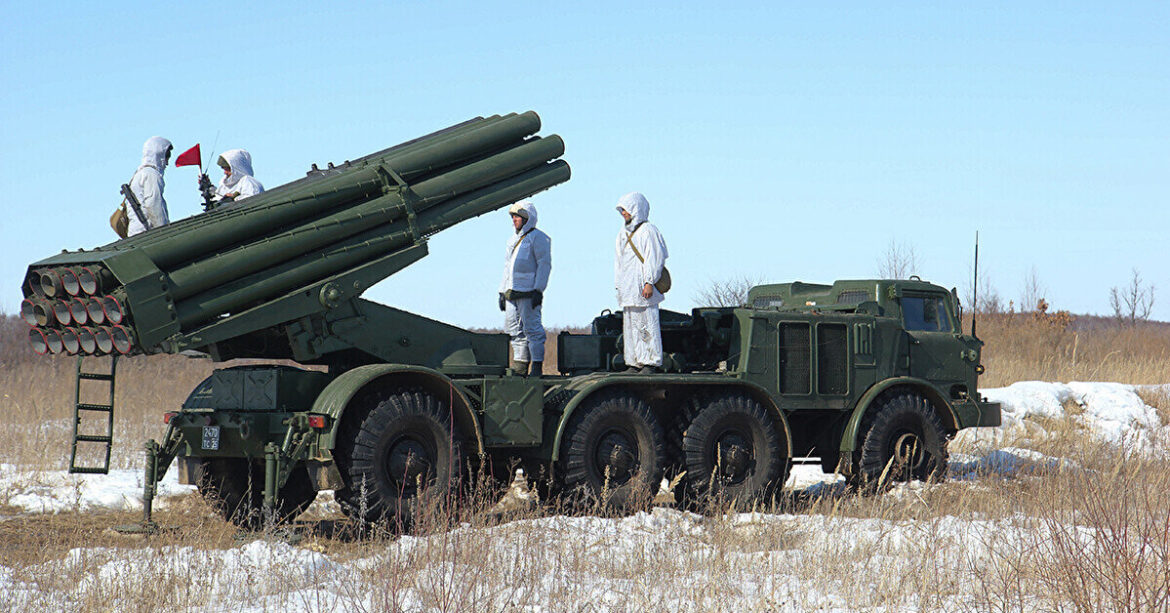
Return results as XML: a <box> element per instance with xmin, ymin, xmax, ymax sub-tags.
<box><xmin>900</xmin><ymin>293</ymin><xmax>965</xmax><ymax>385</ymax></box>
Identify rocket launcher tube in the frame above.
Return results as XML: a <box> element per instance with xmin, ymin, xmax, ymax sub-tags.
<box><xmin>164</xmin><ymin>134</ymin><xmax>562</xmax><ymax>302</ymax></box>
<box><xmin>20</xmin><ymin>298</ymin><xmax>40</xmax><ymax>326</ymax></box>
<box><xmin>165</xmin><ymin>193</ymin><xmax>409</xmax><ymax>301</ymax></box>
<box><xmin>52</xmin><ymin>300</ymin><xmax>73</xmax><ymax>326</ymax></box>
<box><xmin>116</xmin><ymin>114</ymin><xmax>541</xmax><ymax>269</ymax></box>
<box><xmin>60</xmin><ymin>328</ymin><xmax>81</xmax><ymax>354</ymax></box>
<box><xmin>173</xmin><ymin>161</ymin><xmax>569</xmax><ymax>329</ymax></box>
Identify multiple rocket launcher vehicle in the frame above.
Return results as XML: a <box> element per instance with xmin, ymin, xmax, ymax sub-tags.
<box><xmin>19</xmin><ymin>111</ymin><xmax>999</xmax><ymax>528</ymax></box>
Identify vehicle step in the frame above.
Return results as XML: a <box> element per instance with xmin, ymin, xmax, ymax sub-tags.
<box><xmin>75</xmin><ymin>434</ymin><xmax>113</xmax><ymax>443</ymax></box>
<box><xmin>77</xmin><ymin>403</ymin><xmax>113</xmax><ymax>412</ymax></box>
<box><xmin>69</xmin><ymin>466</ymin><xmax>110</xmax><ymax>475</ymax></box>
<box><xmin>78</xmin><ymin>373</ymin><xmax>114</xmax><ymax>381</ymax></box>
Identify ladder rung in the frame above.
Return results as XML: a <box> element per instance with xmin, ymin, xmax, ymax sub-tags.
<box><xmin>77</xmin><ymin>403</ymin><xmax>113</xmax><ymax>412</ymax></box>
<box><xmin>75</xmin><ymin>434</ymin><xmax>112</xmax><ymax>443</ymax></box>
<box><xmin>78</xmin><ymin>372</ymin><xmax>114</xmax><ymax>381</ymax></box>
<box><xmin>69</xmin><ymin>466</ymin><xmax>109</xmax><ymax>475</ymax></box>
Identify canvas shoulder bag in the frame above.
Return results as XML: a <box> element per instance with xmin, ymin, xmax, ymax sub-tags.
<box><xmin>624</xmin><ymin>223</ymin><xmax>671</xmax><ymax>294</ymax></box>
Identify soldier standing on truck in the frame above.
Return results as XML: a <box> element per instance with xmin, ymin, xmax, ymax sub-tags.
<box><xmin>614</xmin><ymin>191</ymin><xmax>668</xmax><ymax>374</ymax></box>
<box><xmin>499</xmin><ymin>200</ymin><xmax>551</xmax><ymax>376</ymax></box>
<box><xmin>127</xmin><ymin>137</ymin><xmax>173</xmax><ymax>236</ymax></box>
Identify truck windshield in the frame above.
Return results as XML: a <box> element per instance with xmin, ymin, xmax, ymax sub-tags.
<box><xmin>902</xmin><ymin>295</ymin><xmax>952</xmax><ymax>332</ymax></box>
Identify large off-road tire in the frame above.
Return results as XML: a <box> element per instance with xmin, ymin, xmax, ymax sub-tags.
<box><xmin>683</xmin><ymin>393</ymin><xmax>788</xmax><ymax>504</ymax></box>
<box><xmin>334</xmin><ymin>390</ymin><xmax>462</xmax><ymax>527</ymax></box>
<box><xmin>857</xmin><ymin>391</ymin><xmax>948</xmax><ymax>490</ymax></box>
<box><xmin>561</xmin><ymin>392</ymin><xmax>666</xmax><ymax>509</ymax></box>
<box><xmin>195</xmin><ymin>458</ymin><xmax>316</xmax><ymax>529</ymax></box>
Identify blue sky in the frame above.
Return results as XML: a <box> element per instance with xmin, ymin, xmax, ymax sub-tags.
<box><xmin>2</xmin><ymin>2</ymin><xmax>1167</xmax><ymax>327</ymax></box>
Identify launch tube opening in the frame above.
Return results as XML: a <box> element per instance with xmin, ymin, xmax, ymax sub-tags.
<box><xmin>111</xmin><ymin>325</ymin><xmax>135</xmax><ymax>354</ymax></box>
<box><xmin>53</xmin><ymin>300</ymin><xmax>73</xmax><ymax>326</ymax></box>
<box><xmin>61</xmin><ymin>269</ymin><xmax>81</xmax><ymax>296</ymax></box>
<box><xmin>85</xmin><ymin>298</ymin><xmax>106</xmax><ymax>324</ymax></box>
<box><xmin>44</xmin><ymin>329</ymin><xmax>64</xmax><ymax>354</ymax></box>
<box><xmin>101</xmin><ymin>296</ymin><xmax>126</xmax><ymax>324</ymax></box>
<box><xmin>69</xmin><ymin>298</ymin><xmax>89</xmax><ymax>326</ymax></box>
<box><xmin>28</xmin><ymin>329</ymin><xmax>50</xmax><ymax>355</ymax></box>
<box><xmin>39</xmin><ymin>270</ymin><xmax>64</xmax><ymax>298</ymax></box>
<box><xmin>78</xmin><ymin>327</ymin><xmax>97</xmax><ymax>354</ymax></box>
<box><xmin>20</xmin><ymin>299</ymin><xmax>39</xmax><ymax>327</ymax></box>
<box><xmin>60</xmin><ymin>328</ymin><xmax>81</xmax><ymax>354</ymax></box>
<box><xmin>94</xmin><ymin>327</ymin><xmax>114</xmax><ymax>354</ymax></box>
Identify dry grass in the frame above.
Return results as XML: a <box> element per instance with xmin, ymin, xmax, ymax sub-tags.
<box><xmin>2</xmin><ymin>312</ymin><xmax>1169</xmax><ymax>611</ymax></box>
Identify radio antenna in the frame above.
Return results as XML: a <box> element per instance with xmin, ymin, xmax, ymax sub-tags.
<box><xmin>972</xmin><ymin>231</ymin><xmax>979</xmax><ymax>337</ymax></box>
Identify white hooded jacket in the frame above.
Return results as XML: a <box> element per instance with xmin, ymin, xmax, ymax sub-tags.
<box><xmin>499</xmin><ymin>201</ymin><xmax>552</xmax><ymax>294</ymax></box>
<box><xmin>614</xmin><ymin>192</ymin><xmax>668</xmax><ymax>307</ymax></box>
<box><xmin>215</xmin><ymin>148</ymin><xmax>265</xmax><ymax>201</ymax></box>
<box><xmin>127</xmin><ymin>136</ymin><xmax>171</xmax><ymax>236</ymax></box>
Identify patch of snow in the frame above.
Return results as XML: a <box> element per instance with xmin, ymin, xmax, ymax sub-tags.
<box><xmin>0</xmin><ymin>463</ymin><xmax>195</xmax><ymax>513</ymax></box>
<box><xmin>981</xmin><ymin>381</ymin><xmax>1166</xmax><ymax>445</ymax></box>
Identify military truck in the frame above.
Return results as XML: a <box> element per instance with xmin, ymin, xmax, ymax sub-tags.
<box><xmin>19</xmin><ymin>112</ymin><xmax>1000</xmax><ymax>529</ymax></box>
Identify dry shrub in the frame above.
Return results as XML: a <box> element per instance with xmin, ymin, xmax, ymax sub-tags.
<box><xmin>966</xmin><ymin>311</ymin><xmax>1170</xmax><ymax>386</ymax></box>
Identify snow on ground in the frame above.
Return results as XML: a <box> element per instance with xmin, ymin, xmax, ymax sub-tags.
<box><xmin>0</xmin><ymin>507</ymin><xmax>1044</xmax><ymax>612</ymax></box>
<box><xmin>0</xmin><ymin>463</ymin><xmax>195</xmax><ymax>514</ymax></box>
<box><xmin>0</xmin><ymin>381</ymin><xmax>1165</xmax><ymax>611</ymax></box>
<box><xmin>0</xmin><ymin>381</ymin><xmax>1155</xmax><ymax>517</ymax></box>
<box><xmin>975</xmin><ymin>381</ymin><xmax>1167</xmax><ymax>445</ymax></box>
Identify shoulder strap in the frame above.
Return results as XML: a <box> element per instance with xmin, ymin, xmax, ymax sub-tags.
<box><xmin>509</xmin><ymin>228</ymin><xmax>535</xmax><ymax>257</ymax></box>
<box><xmin>624</xmin><ymin>223</ymin><xmax>646</xmax><ymax>263</ymax></box>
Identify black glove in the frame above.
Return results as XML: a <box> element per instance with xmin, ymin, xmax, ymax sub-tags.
<box><xmin>498</xmin><ymin>293</ymin><xmax>506</xmax><ymax>311</ymax></box>
<box><xmin>532</xmin><ymin>291</ymin><xmax>543</xmax><ymax>308</ymax></box>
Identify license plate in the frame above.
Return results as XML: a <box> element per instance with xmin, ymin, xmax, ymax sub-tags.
<box><xmin>202</xmin><ymin>426</ymin><xmax>220</xmax><ymax>450</ymax></box>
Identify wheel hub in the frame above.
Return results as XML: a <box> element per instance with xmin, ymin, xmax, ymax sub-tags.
<box><xmin>595</xmin><ymin>429</ymin><xmax>637</xmax><ymax>483</ymax></box>
<box><xmin>892</xmin><ymin>432</ymin><xmax>925</xmax><ymax>469</ymax></box>
<box><xmin>716</xmin><ymin>432</ymin><xmax>752</xmax><ymax>483</ymax></box>
<box><xmin>388</xmin><ymin>438</ymin><xmax>433</xmax><ymax>487</ymax></box>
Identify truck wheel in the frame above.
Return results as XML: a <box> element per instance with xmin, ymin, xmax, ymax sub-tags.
<box><xmin>561</xmin><ymin>392</ymin><xmax>665</xmax><ymax>509</ymax></box>
<box><xmin>195</xmin><ymin>458</ymin><xmax>316</xmax><ymax>529</ymax></box>
<box><xmin>336</xmin><ymin>390</ymin><xmax>461</xmax><ymax>527</ymax></box>
<box><xmin>683</xmin><ymin>393</ymin><xmax>787</xmax><ymax>504</ymax></box>
<box><xmin>858</xmin><ymin>391</ymin><xmax>948</xmax><ymax>489</ymax></box>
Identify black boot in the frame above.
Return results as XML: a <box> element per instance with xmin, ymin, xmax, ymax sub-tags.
<box><xmin>529</xmin><ymin>361</ymin><xmax>543</xmax><ymax>377</ymax></box>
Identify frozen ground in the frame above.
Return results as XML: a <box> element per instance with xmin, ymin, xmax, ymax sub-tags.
<box><xmin>0</xmin><ymin>381</ymin><xmax>1166</xmax><ymax>611</ymax></box>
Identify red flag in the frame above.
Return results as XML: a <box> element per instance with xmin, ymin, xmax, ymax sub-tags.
<box><xmin>175</xmin><ymin>144</ymin><xmax>201</xmax><ymax>168</ymax></box>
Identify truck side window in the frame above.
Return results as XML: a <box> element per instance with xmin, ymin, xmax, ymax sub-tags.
<box><xmin>902</xmin><ymin>296</ymin><xmax>952</xmax><ymax>332</ymax></box>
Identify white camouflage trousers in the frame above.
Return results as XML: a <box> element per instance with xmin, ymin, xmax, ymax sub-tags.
<box><xmin>505</xmin><ymin>297</ymin><xmax>545</xmax><ymax>362</ymax></box>
<box><xmin>622</xmin><ymin>305</ymin><xmax>662</xmax><ymax>368</ymax></box>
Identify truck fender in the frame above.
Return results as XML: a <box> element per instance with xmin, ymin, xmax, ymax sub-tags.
<box><xmin>311</xmin><ymin>364</ymin><xmax>483</xmax><ymax>455</ymax></box>
<box><xmin>551</xmin><ymin>377</ymin><xmax>793</xmax><ymax>461</ymax></box>
<box><xmin>839</xmin><ymin>377</ymin><xmax>958</xmax><ymax>454</ymax></box>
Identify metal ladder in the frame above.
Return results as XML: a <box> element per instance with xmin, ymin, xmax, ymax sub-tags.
<box><xmin>69</xmin><ymin>354</ymin><xmax>118</xmax><ymax>474</ymax></box>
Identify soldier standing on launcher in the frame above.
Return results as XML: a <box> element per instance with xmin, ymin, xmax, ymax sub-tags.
<box><xmin>615</xmin><ymin>192</ymin><xmax>668</xmax><ymax>374</ymax></box>
<box><xmin>127</xmin><ymin>136</ymin><xmax>173</xmax><ymax>236</ymax></box>
<box><xmin>499</xmin><ymin>200</ymin><xmax>551</xmax><ymax>376</ymax></box>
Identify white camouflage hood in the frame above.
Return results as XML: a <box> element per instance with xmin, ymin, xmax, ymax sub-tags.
<box><xmin>616</xmin><ymin>192</ymin><xmax>649</xmax><ymax>229</ymax></box>
<box><xmin>140</xmin><ymin>136</ymin><xmax>172</xmax><ymax>176</ymax></box>
<box><xmin>218</xmin><ymin>149</ymin><xmax>255</xmax><ymax>189</ymax></box>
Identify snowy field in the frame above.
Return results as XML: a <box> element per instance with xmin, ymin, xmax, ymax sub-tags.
<box><xmin>1</xmin><ymin>381</ymin><xmax>1167</xmax><ymax>612</ymax></box>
